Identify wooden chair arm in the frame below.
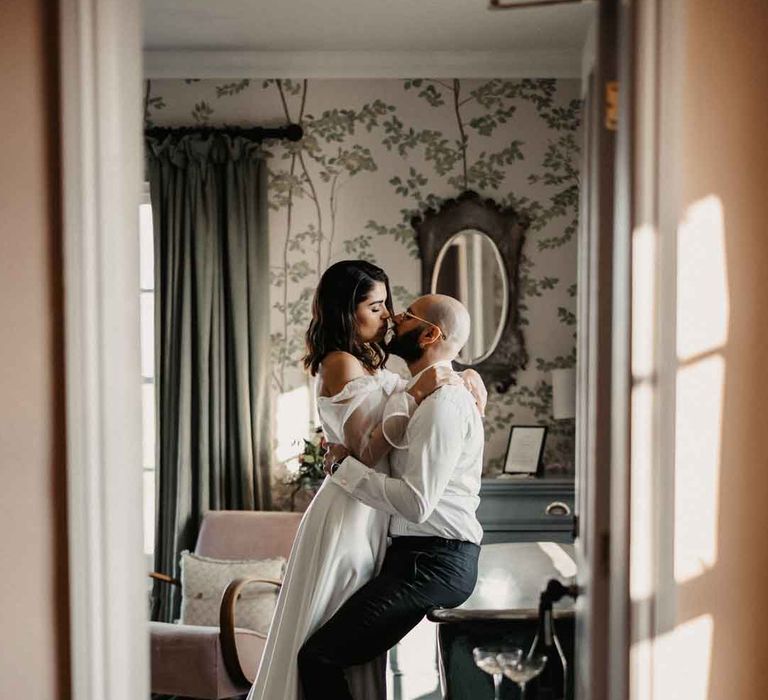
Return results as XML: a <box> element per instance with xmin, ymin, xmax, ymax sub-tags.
<box><xmin>219</xmin><ymin>576</ymin><xmax>283</xmax><ymax>687</ymax></box>
<box><xmin>148</xmin><ymin>571</ymin><xmax>180</xmax><ymax>586</ymax></box>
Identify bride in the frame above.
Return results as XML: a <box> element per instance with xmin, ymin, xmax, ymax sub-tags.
<box><xmin>247</xmin><ymin>259</ymin><xmax>485</xmax><ymax>700</ymax></box>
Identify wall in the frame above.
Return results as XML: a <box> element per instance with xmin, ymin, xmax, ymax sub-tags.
<box><xmin>667</xmin><ymin>2</ymin><xmax>768</xmax><ymax>697</ymax></box>
<box><xmin>0</xmin><ymin>0</ymin><xmax>70</xmax><ymax>697</ymax></box>
<box><xmin>631</xmin><ymin>1</ymin><xmax>768</xmax><ymax>698</ymax></box>
<box><xmin>146</xmin><ymin>77</ymin><xmax>581</xmax><ymax>504</ymax></box>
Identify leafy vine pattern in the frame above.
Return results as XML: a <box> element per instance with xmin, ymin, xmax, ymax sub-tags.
<box><xmin>144</xmin><ymin>77</ymin><xmax>581</xmax><ymax>494</ymax></box>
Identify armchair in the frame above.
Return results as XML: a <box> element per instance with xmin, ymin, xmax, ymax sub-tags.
<box><xmin>149</xmin><ymin>510</ymin><xmax>302</xmax><ymax>699</ymax></box>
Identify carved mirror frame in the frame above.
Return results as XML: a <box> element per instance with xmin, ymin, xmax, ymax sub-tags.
<box><xmin>412</xmin><ymin>190</ymin><xmax>529</xmax><ymax>392</ymax></box>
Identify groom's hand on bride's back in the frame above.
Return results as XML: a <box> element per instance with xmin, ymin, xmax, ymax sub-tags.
<box><xmin>323</xmin><ymin>442</ymin><xmax>350</xmax><ymax>475</ymax></box>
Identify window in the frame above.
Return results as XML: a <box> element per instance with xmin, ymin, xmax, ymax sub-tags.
<box><xmin>139</xmin><ymin>185</ymin><xmax>156</xmax><ymax>558</ymax></box>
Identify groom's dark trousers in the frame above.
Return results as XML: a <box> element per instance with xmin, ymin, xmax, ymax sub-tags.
<box><xmin>298</xmin><ymin>535</ymin><xmax>480</xmax><ymax>700</ymax></box>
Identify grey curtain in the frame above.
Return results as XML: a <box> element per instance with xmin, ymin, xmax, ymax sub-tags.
<box><xmin>146</xmin><ymin>133</ymin><xmax>272</xmax><ymax>622</ymax></box>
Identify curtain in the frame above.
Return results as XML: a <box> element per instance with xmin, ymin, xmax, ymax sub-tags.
<box><xmin>147</xmin><ymin>133</ymin><xmax>272</xmax><ymax>622</ymax></box>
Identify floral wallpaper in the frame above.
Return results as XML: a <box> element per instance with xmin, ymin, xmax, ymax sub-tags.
<box><xmin>145</xmin><ymin>77</ymin><xmax>580</xmax><ymax>505</ymax></box>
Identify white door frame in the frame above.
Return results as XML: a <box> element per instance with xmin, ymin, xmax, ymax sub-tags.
<box><xmin>574</xmin><ymin>2</ymin><xmax>630</xmax><ymax>700</ymax></box>
<box><xmin>59</xmin><ymin>0</ymin><xmax>147</xmax><ymax>698</ymax></box>
<box><xmin>58</xmin><ymin>1</ymin><xmax>630</xmax><ymax>698</ymax></box>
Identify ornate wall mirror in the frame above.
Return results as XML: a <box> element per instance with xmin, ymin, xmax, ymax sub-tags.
<box><xmin>413</xmin><ymin>191</ymin><xmax>529</xmax><ymax>392</ymax></box>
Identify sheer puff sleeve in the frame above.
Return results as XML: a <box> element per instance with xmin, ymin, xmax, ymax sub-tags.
<box><xmin>326</xmin><ymin>370</ymin><xmax>416</xmax><ymax>471</ymax></box>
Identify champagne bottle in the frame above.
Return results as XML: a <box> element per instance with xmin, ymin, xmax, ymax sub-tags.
<box><xmin>527</xmin><ymin>595</ymin><xmax>567</xmax><ymax>700</ymax></box>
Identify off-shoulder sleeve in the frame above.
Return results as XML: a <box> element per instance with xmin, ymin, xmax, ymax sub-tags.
<box><xmin>326</xmin><ymin>372</ymin><xmax>414</xmax><ymax>469</ymax></box>
<box><xmin>320</xmin><ymin>376</ymin><xmax>393</xmax><ymax>472</ymax></box>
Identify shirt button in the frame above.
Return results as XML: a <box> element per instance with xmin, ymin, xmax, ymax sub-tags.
<box><xmin>340</xmin><ymin>479</ymin><xmax>348</xmax><ymax>486</ymax></box>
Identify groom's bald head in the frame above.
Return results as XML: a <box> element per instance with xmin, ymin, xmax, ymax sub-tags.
<box><xmin>411</xmin><ymin>294</ymin><xmax>471</xmax><ymax>358</ymax></box>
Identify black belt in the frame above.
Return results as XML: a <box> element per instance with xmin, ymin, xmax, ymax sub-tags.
<box><xmin>390</xmin><ymin>535</ymin><xmax>480</xmax><ymax>551</ymax></box>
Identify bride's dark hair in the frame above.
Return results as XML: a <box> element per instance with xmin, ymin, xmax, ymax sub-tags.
<box><xmin>303</xmin><ymin>260</ymin><xmax>395</xmax><ymax>376</ymax></box>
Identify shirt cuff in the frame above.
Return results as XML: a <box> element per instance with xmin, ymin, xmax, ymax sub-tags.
<box><xmin>332</xmin><ymin>456</ymin><xmax>371</xmax><ymax>493</ymax></box>
<box><xmin>381</xmin><ymin>391</ymin><xmax>418</xmax><ymax>449</ymax></box>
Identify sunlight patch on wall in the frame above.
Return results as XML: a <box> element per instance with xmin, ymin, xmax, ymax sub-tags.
<box><xmin>631</xmin><ymin>383</ymin><xmax>655</xmax><ymax>600</ymax></box>
<box><xmin>630</xmin><ymin>638</ymin><xmax>653</xmax><ymax>700</ymax></box>
<box><xmin>674</xmin><ymin>354</ymin><xmax>724</xmax><ymax>583</ymax></box>
<box><xmin>537</xmin><ymin>541</ymin><xmax>577</xmax><ymax>578</ymax></box>
<box><xmin>630</xmin><ymin>224</ymin><xmax>658</xmax><ymax>602</ymax></box>
<box><xmin>632</xmin><ymin>224</ymin><xmax>657</xmax><ymax>377</ymax></box>
<box><xmin>653</xmin><ymin>614</ymin><xmax>713</xmax><ymax>700</ymax></box>
<box><xmin>677</xmin><ymin>195</ymin><xmax>729</xmax><ymax>361</ymax></box>
<box><xmin>673</xmin><ymin>194</ymin><xmax>729</xmax><ymax>585</ymax></box>
<box><xmin>275</xmin><ymin>383</ymin><xmax>312</xmax><ymax>465</ymax></box>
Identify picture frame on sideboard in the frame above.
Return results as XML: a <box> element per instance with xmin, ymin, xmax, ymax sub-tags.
<box><xmin>502</xmin><ymin>425</ymin><xmax>548</xmax><ymax>477</ymax></box>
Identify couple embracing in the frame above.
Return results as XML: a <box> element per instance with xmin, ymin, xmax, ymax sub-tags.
<box><xmin>248</xmin><ymin>260</ymin><xmax>486</xmax><ymax>700</ymax></box>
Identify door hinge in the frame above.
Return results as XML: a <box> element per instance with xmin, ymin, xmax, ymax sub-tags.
<box><xmin>605</xmin><ymin>80</ymin><xmax>619</xmax><ymax>131</ymax></box>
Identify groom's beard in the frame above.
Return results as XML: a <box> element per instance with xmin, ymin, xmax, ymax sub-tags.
<box><xmin>385</xmin><ymin>327</ymin><xmax>424</xmax><ymax>363</ymax></box>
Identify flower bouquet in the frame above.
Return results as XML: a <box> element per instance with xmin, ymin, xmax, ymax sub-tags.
<box><xmin>286</xmin><ymin>427</ymin><xmax>326</xmax><ymax>510</ymax></box>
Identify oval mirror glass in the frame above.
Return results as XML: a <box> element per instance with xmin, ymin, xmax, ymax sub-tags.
<box><xmin>431</xmin><ymin>229</ymin><xmax>508</xmax><ymax>365</ymax></box>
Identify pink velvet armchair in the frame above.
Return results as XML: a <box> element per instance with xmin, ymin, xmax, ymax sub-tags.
<box><xmin>149</xmin><ymin>510</ymin><xmax>302</xmax><ymax>699</ymax></box>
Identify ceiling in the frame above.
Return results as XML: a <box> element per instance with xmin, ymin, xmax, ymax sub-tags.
<box><xmin>143</xmin><ymin>0</ymin><xmax>595</xmax><ymax>78</ymax></box>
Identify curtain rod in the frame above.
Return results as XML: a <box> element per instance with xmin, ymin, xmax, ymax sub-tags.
<box><xmin>144</xmin><ymin>123</ymin><xmax>304</xmax><ymax>142</ymax></box>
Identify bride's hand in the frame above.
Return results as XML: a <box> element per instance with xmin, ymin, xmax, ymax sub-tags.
<box><xmin>407</xmin><ymin>365</ymin><xmax>463</xmax><ymax>405</ymax></box>
<box><xmin>323</xmin><ymin>442</ymin><xmax>350</xmax><ymax>475</ymax></box>
<box><xmin>459</xmin><ymin>368</ymin><xmax>487</xmax><ymax>417</ymax></box>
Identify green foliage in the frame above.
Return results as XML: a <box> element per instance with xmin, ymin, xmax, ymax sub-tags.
<box><xmin>468</xmin><ymin>105</ymin><xmax>517</xmax><ymax>136</ymax></box>
<box><xmin>538</xmin><ymin>219</ymin><xmax>578</xmax><ymax>251</ymax></box>
<box><xmin>168</xmin><ymin>75</ymin><xmax>584</xmax><ymax>473</ymax></box>
<box><xmin>535</xmin><ymin>347</ymin><xmax>577</xmax><ymax>372</ymax></box>
<box><xmin>451</xmin><ymin>141</ymin><xmax>525</xmax><ymax>191</ymax></box>
<box><xmin>365</xmin><ymin>220</ymin><xmax>419</xmax><ymax>259</ymax></box>
<box><xmin>216</xmin><ymin>80</ymin><xmax>251</xmax><ymax>97</ymax></box>
<box><xmin>191</xmin><ymin>101</ymin><xmax>214</xmax><ymax>123</ymax></box>
<box><xmin>262</xmin><ymin>79</ymin><xmax>302</xmax><ymax>95</ymax></box>
<box><xmin>342</xmin><ymin>233</ymin><xmax>375</xmax><ymax>262</ymax></box>
<box><xmin>317</xmin><ymin>144</ymin><xmax>377</xmax><ymax>183</ymax></box>
<box><xmin>305</xmin><ymin>100</ymin><xmax>394</xmax><ymax>143</ymax></box>
<box><xmin>389</xmin><ymin>168</ymin><xmax>428</xmax><ymax>198</ymax></box>
<box><xmin>284</xmin><ymin>428</ymin><xmax>326</xmax><ymax>486</ymax></box>
<box><xmin>483</xmin><ymin>380</ymin><xmax>553</xmax><ymax>440</ymax></box>
<box><xmin>381</xmin><ymin>115</ymin><xmax>421</xmax><ymax>155</ymax></box>
<box><xmin>404</xmin><ymin>79</ymin><xmax>447</xmax><ymax>107</ymax></box>
<box><xmin>268</xmin><ymin>169</ymin><xmax>305</xmax><ymax>211</ymax></box>
<box><xmin>390</xmin><ymin>285</ymin><xmax>414</xmax><ymax>311</ymax></box>
<box><xmin>290</xmin><ymin>226</ymin><xmax>322</xmax><ymax>255</ymax></box>
<box><xmin>286</xmin><ymin>260</ymin><xmax>314</xmax><ymax>284</ymax></box>
<box><xmin>422</xmin><ymin>130</ymin><xmax>463</xmax><ymax>176</ymax></box>
<box><xmin>146</xmin><ymin>95</ymin><xmax>166</xmax><ymax>111</ymax></box>
<box><xmin>557</xmin><ymin>307</ymin><xmax>576</xmax><ymax>326</ymax></box>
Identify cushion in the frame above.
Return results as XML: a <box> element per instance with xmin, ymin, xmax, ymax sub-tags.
<box><xmin>179</xmin><ymin>551</ymin><xmax>285</xmax><ymax>635</ymax></box>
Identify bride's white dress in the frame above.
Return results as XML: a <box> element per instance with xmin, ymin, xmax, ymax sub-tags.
<box><xmin>247</xmin><ymin>368</ymin><xmax>411</xmax><ymax>700</ymax></box>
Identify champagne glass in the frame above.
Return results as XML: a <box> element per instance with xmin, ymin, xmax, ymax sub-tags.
<box><xmin>473</xmin><ymin>646</ymin><xmax>520</xmax><ymax>700</ymax></box>
<box><xmin>497</xmin><ymin>650</ymin><xmax>548</xmax><ymax>700</ymax></box>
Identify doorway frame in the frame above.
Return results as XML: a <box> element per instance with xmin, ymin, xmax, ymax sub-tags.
<box><xmin>58</xmin><ymin>1</ymin><xmax>632</xmax><ymax>699</ymax></box>
<box><xmin>59</xmin><ymin>0</ymin><xmax>148</xmax><ymax>698</ymax></box>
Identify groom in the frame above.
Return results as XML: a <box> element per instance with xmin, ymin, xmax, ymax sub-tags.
<box><xmin>298</xmin><ymin>293</ymin><xmax>485</xmax><ymax>700</ymax></box>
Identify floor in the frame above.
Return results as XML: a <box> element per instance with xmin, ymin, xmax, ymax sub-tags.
<box><xmin>387</xmin><ymin>618</ymin><xmax>442</xmax><ymax>700</ymax></box>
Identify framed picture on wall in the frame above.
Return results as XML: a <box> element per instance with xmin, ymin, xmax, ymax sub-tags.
<box><xmin>503</xmin><ymin>425</ymin><xmax>548</xmax><ymax>477</ymax></box>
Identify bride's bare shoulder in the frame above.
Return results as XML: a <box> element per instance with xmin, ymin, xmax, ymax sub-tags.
<box><xmin>319</xmin><ymin>352</ymin><xmax>366</xmax><ymax>397</ymax></box>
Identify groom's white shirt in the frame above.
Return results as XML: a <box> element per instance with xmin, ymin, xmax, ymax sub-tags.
<box><xmin>331</xmin><ymin>360</ymin><xmax>484</xmax><ymax>545</ymax></box>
